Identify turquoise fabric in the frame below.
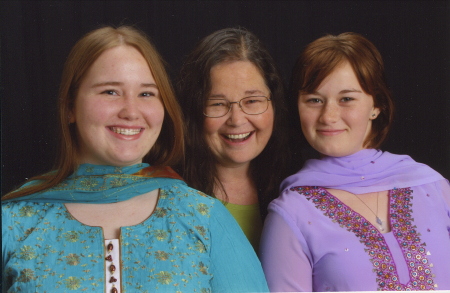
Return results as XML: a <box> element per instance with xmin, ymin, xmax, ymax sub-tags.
<box><xmin>4</xmin><ymin>163</ymin><xmax>180</xmax><ymax>204</ymax></box>
<box><xmin>2</xmin><ymin>165</ymin><xmax>268</xmax><ymax>292</ymax></box>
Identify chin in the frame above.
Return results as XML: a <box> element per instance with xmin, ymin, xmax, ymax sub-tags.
<box><xmin>219</xmin><ymin>156</ymin><xmax>254</xmax><ymax>168</ymax></box>
<box><xmin>109</xmin><ymin>156</ymin><xmax>145</xmax><ymax>167</ymax></box>
<box><xmin>317</xmin><ymin>147</ymin><xmax>352</xmax><ymax>158</ymax></box>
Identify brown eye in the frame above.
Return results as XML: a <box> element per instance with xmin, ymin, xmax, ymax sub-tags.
<box><xmin>101</xmin><ymin>90</ymin><xmax>117</xmax><ymax>95</ymax></box>
<box><xmin>341</xmin><ymin>97</ymin><xmax>354</xmax><ymax>102</ymax></box>
<box><xmin>140</xmin><ymin>92</ymin><xmax>156</xmax><ymax>97</ymax></box>
<box><xmin>307</xmin><ymin>98</ymin><xmax>322</xmax><ymax>103</ymax></box>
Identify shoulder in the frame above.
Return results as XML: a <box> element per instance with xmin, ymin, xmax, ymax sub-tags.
<box><xmin>2</xmin><ymin>200</ymin><xmax>50</xmax><ymax>215</ymax></box>
<box><xmin>2</xmin><ymin>200</ymin><xmax>64</xmax><ymax>218</ymax></box>
<box><xmin>276</xmin><ymin>185</ymin><xmax>320</xmax><ymax>201</ymax></box>
<box><xmin>412</xmin><ymin>179</ymin><xmax>450</xmax><ymax>206</ymax></box>
<box><xmin>269</xmin><ymin>186</ymin><xmax>320</xmax><ymax>216</ymax></box>
<box><xmin>160</xmin><ymin>182</ymin><xmax>217</xmax><ymax>203</ymax></box>
<box><xmin>2</xmin><ymin>201</ymin><xmax>66</xmax><ymax>237</ymax></box>
<box><xmin>379</xmin><ymin>151</ymin><xmax>444</xmax><ymax>180</ymax></box>
<box><xmin>159</xmin><ymin>183</ymin><xmax>228</xmax><ymax>217</ymax></box>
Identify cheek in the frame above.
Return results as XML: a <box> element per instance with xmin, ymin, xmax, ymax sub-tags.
<box><xmin>203</xmin><ymin>118</ymin><xmax>222</xmax><ymax>136</ymax></box>
<box><xmin>299</xmin><ymin>111</ymin><xmax>315</xmax><ymax>130</ymax></box>
<box><xmin>348</xmin><ymin>112</ymin><xmax>371</xmax><ymax>130</ymax></box>
<box><xmin>143</xmin><ymin>101</ymin><xmax>165</xmax><ymax>126</ymax></box>
<box><xmin>298</xmin><ymin>104</ymin><xmax>311</xmax><ymax>121</ymax></box>
<box><xmin>258</xmin><ymin>107</ymin><xmax>275</xmax><ymax>131</ymax></box>
<box><xmin>152</xmin><ymin>107</ymin><xmax>165</xmax><ymax>126</ymax></box>
<box><xmin>299</xmin><ymin>114</ymin><xmax>317</xmax><ymax>142</ymax></box>
<box><xmin>75</xmin><ymin>97</ymin><xmax>109</xmax><ymax>123</ymax></box>
<box><xmin>300</xmin><ymin>123</ymin><xmax>314</xmax><ymax>143</ymax></box>
<box><xmin>202</xmin><ymin>120</ymin><xmax>221</xmax><ymax>153</ymax></box>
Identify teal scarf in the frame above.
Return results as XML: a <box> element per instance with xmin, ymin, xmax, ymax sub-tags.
<box><xmin>5</xmin><ymin>163</ymin><xmax>185</xmax><ymax>203</ymax></box>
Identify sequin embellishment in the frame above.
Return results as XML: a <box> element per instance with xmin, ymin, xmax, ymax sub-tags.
<box><xmin>290</xmin><ymin>186</ymin><xmax>436</xmax><ymax>291</ymax></box>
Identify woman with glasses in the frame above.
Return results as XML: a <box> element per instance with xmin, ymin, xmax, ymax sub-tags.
<box><xmin>176</xmin><ymin>27</ymin><xmax>291</xmax><ymax>252</ymax></box>
<box><xmin>260</xmin><ymin>32</ymin><xmax>450</xmax><ymax>291</ymax></box>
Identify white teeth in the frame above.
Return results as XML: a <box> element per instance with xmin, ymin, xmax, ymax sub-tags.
<box><xmin>227</xmin><ymin>132</ymin><xmax>251</xmax><ymax>139</ymax></box>
<box><xmin>111</xmin><ymin>127</ymin><xmax>141</xmax><ymax>135</ymax></box>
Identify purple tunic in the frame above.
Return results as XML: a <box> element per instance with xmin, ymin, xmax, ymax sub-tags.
<box><xmin>260</xmin><ymin>149</ymin><xmax>450</xmax><ymax>291</ymax></box>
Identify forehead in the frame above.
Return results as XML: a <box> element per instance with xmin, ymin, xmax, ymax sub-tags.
<box><xmin>92</xmin><ymin>46</ymin><xmax>146</xmax><ymax>68</ymax></box>
<box><xmin>301</xmin><ymin>57</ymin><xmax>348</xmax><ymax>92</ymax></box>
<box><xmin>211</xmin><ymin>60</ymin><xmax>262</xmax><ymax>77</ymax></box>
<box><xmin>318</xmin><ymin>62</ymin><xmax>359</xmax><ymax>87</ymax></box>
<box><xmin>82</xmin><ymin>45</ymin><xmax>154</xmax><ymax>82</ymax></box>
<box><xmin>209</xmin><ymin>60</ymin><xmax>268</xmax><ymax>93</ymax></box>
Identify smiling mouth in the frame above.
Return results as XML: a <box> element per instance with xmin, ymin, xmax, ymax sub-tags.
<box><xmin>223</xmin><ymin>131</ymin><xmax>253</xmax><ymax>142</ymax></box>
<box><xmin>317</xmin><ymin>129</ymin><xmax>344</xmax><ymax>136</ymax></box>
<box><xmin>110</xmin><ymin>127</ymin><xmax>142</xmax><ymax>136</ymax></box>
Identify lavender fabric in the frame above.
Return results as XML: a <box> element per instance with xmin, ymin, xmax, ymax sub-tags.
<box><xmin>260</xmin><ymin>149</ymin><xmax>450</xmax><ymax>291</ymax></box>
<box><xmin>280</xmin><ymin>149</ymin><xmax>445</xmax><ymax>194</ymax></box>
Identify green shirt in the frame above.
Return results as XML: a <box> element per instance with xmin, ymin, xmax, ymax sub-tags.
<box><xmin>224</xmin><ymin>202</ymin><xmax>263</xmax><ymax>252</ymax></box>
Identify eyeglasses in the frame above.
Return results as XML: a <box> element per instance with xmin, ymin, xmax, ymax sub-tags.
<box><xmin>203</xmin><ymin>96</ymin><xmax>271</xmax><ymax>118</ymax></box>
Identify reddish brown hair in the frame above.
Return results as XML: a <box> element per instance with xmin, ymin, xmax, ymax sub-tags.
<box><xmin>3</xmin><ymin>26</ymin><xmax>184</xmax><ymax>200</ymax></box>
<box><xmin>290</xmin><ymin>32</ymin><xmax>394</xmax><ymax>149</ymax></box>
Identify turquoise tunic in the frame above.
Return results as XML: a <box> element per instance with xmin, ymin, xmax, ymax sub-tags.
<box><xmin>2</xmin><ymin>165</ymin><xmax>268</xmax><ymax>292</ymax></box>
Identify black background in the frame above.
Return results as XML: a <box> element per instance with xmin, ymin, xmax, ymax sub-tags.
<box><xmin>1</xmin><ymin>1</ymin><xmax>449</xmax><ymax>195</ymax></box>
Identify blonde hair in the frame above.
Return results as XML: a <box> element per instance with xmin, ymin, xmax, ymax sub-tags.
<box><xmin>3</xmin><ymin>26</ymin><xmax>184</xmax><ymax>200</ymax></box>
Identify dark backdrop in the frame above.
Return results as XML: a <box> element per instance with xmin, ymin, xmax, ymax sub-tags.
<box><xmin>1</xmin><ymin>0</ymin><xmax>449</xmax><ymax>195</ymax></box>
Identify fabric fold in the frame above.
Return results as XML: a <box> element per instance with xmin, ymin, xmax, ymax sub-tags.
<box><xmin>281</xmin><ymin>149</ymin><xmax>444</xmax><ymax>194</ymax></box>
<box><xmin>5</xmin><ymin>163</ymin><xmax>185</xmax><ymax>203</ymax></box>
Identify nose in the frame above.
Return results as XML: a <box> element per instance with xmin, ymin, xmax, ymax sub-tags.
<box><xmin>118</xmin><ymin>96</ymin><xmax>139</xmax><ymax>120</ymax></box>
<box><xmin>226</xmin><ymin>102</ymin><xmax>247</xmax><ymax>126</ymax></box>
<box><xmin>319</xmin><ymin>102</ymin><xmax>339</xmax><ymax>124</ymax></box>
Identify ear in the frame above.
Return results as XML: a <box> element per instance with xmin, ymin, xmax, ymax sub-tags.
<box><xmin>370</xmin><ymin>107</ymin><xmax>381</xmax><ymax>120</ymax></box>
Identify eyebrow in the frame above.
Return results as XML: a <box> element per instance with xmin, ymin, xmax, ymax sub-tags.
<box><xmin>339</xmin><ymin>88</ymin><xmax>362</xmax><ymax>94</ymax></box>
<box><xmin>310</xmin><ymin>88</ymin><xmax>362</xmax><ymax>96</ymax></box>
<box><xmin>209</xmin><ymin>89</ymin><xmax>268</xmax><ymax>98</ymax></box>
<box><xmin>209</xmin><ymin>94</ymin><xmax>226</xmax><ymax>99</ymax></box>
<box><xmin>245</xmin><ymin>89</ymin><xmax>267</xmax><ymax>96</ymax></box>
<box><xmin>91</xmin><ymin>81</ymin><xmax>158</xmax><ymax>88</ymax></box>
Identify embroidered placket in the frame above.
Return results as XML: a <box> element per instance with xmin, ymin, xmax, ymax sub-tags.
<box><xmin>291</xmin><ymin>186</ymin><xmax>436</xmax><ymax>290</ymax></box>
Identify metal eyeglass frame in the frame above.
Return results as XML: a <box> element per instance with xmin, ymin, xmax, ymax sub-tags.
<box><xmin>203</xmin><ymin>96</ymin><xmax>272</xmax><ymax>118</ymax></box>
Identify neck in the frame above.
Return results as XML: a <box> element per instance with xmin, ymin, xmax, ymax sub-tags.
<box><xmin>215</xmin><ymin>162</ymin><xmax>250</xmax><ymax>182</ymax></box>
<box><xmin>214</xmin><ymin>163</ymin><xmax>258</xmax><ymax>205</ymax></box>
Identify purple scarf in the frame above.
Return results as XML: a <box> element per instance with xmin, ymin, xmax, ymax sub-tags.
<box><xmin>281</xmin><ymin>149</ymin><xmax>445</xmax><ymax>194</ymax></box>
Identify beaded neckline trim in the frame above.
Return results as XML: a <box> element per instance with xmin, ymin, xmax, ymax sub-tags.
<box><xmin>291</xmin><ymin>186</ymin><xmax>436</xmax><ymax>290</ymax></box>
